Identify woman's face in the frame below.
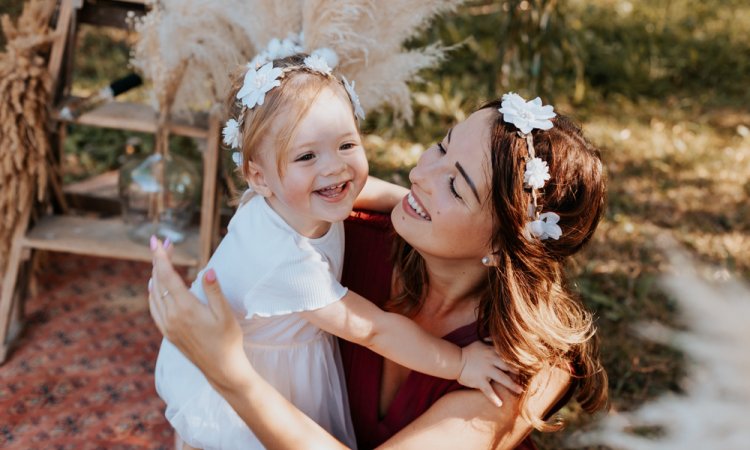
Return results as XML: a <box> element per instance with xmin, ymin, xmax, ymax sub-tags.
<box><xmin>392</xmin><ymin>108</ymin><xmax>496</xmax><ymax>262</ymax></box>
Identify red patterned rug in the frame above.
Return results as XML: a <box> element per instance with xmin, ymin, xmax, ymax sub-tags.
<box><xmin>0</xmin><ymin>253</ymin><xmax>174</xmax><ymax>449</ymax></box>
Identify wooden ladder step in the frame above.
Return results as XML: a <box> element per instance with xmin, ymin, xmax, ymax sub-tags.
<box><xmin>54</xmin><ymin>99</ymin><xmax>210</xmax><ymax>139</ymax></box>
<box><xmin>22</xmin><ymin>215</ymin><xmax>200</xmax><ymax>267</ymax></box>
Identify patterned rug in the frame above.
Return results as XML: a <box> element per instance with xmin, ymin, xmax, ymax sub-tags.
<box><xmin>0</xmin><ymin>253</ymin><xmax>174</xmax><ymax>449</ymax></box>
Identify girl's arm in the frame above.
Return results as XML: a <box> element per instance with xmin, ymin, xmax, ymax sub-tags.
<box><xmin>149</xmin><ymin>247</ymin><xmax>346</xmax><ymax>449</ymax></box>
<box><xmin>150</xmin><ymin>243</ymin><xmax>568</xmax><ymax>450</ymax></box>
<box><xmin>300</xmin><ymin>290</ymin><xmax>522</xmax><ymax>406</ymax></box>
<box><xmin>354</xmin><ymin>175</ymin><xmax>409</xmax><ymax>212</ymax></box>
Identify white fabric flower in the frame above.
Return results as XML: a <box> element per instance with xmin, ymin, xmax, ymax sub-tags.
<box><xmin>232</xmin><ymin>151</ymin><xmax>243</xmax><ymax>168</ymax></box>
<box><xmin>248</xmin><ymin>51</ymin><xmax>270</xmax><ymax>69</ymax></box>
<box><xmin>499</xmin><ymin>92</ymin><xmax>556</xmax><ymax>135</ymax></box>
<box><xmin>524</xmin><ymin>157</ymin><xmax>551</xmax><ymax>189</ymax></box>
<box><xmin>267</xmin><ymin>37</ymin><xmax>303</xmax><ymax>60</ymax></box>
<box><xmin>222</xmin><ymin>118</ymin><xmax>241</xmax><ymax>149</ymax></box>
<box><xmin>236</xmin><ymin>62</ymin><xmax>283</xmax><ymax>109</ymax></box>
<box><xmin>304</xmin><ymin>53</ymin><xmax>333</xmax><ymax>75</ymax></box>
<box><xmin>342</xmin><ymin>77</ymin><xmax>365</xmax><ymax>121</ymax></box>
<box><xmin>311</xmin><ymin>47</ymin><xmax>338</xmax><ymax>70</ymax></box>
<box><xmin>527</xmin><ymin>212</ymin><xmax>562</xmax><ymax>240</ymax></box>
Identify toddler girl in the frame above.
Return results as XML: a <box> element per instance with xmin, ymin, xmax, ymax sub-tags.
<box><xmin>154</xmin><ymin>53</ymin><xmax>517</xmax><ymax>450</ymax></box>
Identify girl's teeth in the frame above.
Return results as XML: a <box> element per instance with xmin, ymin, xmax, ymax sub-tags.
<box><xmin>317</xmin><ymin>182</ymin><xmax>347</xmax><ymax>197</ymax></box>
<box><xmin>407</xmin><ymin>192</ymin><xmax>430</xmax><ymax>220</ymax></box>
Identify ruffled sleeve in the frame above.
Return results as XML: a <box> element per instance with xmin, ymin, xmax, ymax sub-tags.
<box><xmin>242</xmin><ymin>243</ymin><xmax>348</xmax><ymax>318</ymax></box>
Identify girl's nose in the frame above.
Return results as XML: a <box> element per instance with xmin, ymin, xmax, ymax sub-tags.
<box><xmin>322</xmin><ymin>153</ymin><xmax>347</xmax><ymax>176</ymax></box>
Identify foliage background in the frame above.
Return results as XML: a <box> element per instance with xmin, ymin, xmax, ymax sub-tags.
<box><xmin>2</xmin><ymin>0</ymin><xmax>749</xmax><ymax>448</ymax></box>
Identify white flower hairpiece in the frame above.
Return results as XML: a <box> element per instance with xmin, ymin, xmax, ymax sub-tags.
<box><xmin>500</xmin><ymin>92</ymin><xmax>560</xmax><ymax>241</ymax></box>
<box><xmin>309</xmin><ymin>47</ymin><xmax>339</xmax><ymax>71</ymax></box>
<box><xmin>224</xmin><ymin>41</ymin><xmax>364</xmax><ymax>182</ymax></box>
<box><xmin>499</xmin><ymin>92</ymin><xmax>556</xmax><ymax>135</ymax></box>
<box><xmin>304</xmin><ymin>53</ymin><xmax>333</xmax><ymax>75</ymax></box>
<box><xmin>524</xmin><ymin>157</ymin><xmax>550</xmax><ymax>190</ymax></box>
<box><xmin>342</xmin><ymin>76</ymin><xmax>365</xmax><ymax>121</ymax></box>
<box><xmin>237</xmin><ymin>62</ymin><xmax>283</xmax><ymax>109</ymax></box>
<box><xmin>249</xmin><ymin>34</ymin><xmax>304</xmax><ymax>69</ymax></box>
<box><xmin>222</xmin><ymin>118</ymin><xmax>241</xmax><ymax>149</ymax></box>
<box><xmin>232</xmin><ymin>151</ymin><xmax>243</xmax><ymax>168</ymax></box>
<box><xmin>526</xmin><ymin>212</ymin><xmax>562</xmax><ymax>240</ymax></box>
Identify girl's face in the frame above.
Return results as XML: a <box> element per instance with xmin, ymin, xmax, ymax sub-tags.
<box><xmin>392</xmin><ymin>108</ymin><xmax>496</xmax><ymax>262</ymax></box>
<box><xmin>253</xmin><ymin>86</ymin><xmax>368</xmax><ymax>238</ymax></box>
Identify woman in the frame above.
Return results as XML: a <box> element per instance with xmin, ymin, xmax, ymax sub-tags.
<box><xmin>149</xmin><ymin>95</ymin><xmax>608</xmax><ymax>449</ymax></box>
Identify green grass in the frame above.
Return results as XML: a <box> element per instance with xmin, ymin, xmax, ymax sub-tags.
<box><xmin>5</xmin><ymin>0</ymin><xmax>750</xmax><ymax>448</ymax></box>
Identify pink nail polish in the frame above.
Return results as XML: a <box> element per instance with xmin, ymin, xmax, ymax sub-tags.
<box><xmin>150</xmin><ymin>235</ymin><xmax>158</xmax><ymax>251</ymax></box>
<box><xmin>205</xmin><ymin>268</ymin><xmax>216</xmax><ymax>283</ymax></box>
<box><xmin>163</xmin><ymin>238</ymin><xmax>171</xmax><ymax>249</ymax></box>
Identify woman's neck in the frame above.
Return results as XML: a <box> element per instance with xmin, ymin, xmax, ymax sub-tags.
<box><xmin>415</xmin><ymin>257</ymin><xmax>485</xmax><ymax>327</ymax></box>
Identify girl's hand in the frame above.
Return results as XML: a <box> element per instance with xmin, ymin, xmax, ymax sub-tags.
<box><xmin>148</xmin><ymin>239</ymin><xmax>251</xmax><ymax>391</ymax></box>
<box><xmin>457</xmin><ymin>341</ymin><xmax>523</xmax><ymax>407</ymax></box>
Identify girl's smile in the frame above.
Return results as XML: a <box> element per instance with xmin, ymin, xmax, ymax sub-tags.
<box><xmin>249</xmin><ymin>85</ymin><xmax>368</xmax><ymax>238</ymax></box>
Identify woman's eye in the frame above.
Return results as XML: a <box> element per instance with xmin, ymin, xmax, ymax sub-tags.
<box><xmin>437</xmin><ymin>142</ymin><xmax>447</xmax><ymax>154</ymax></box>
<box><xmin>449</xmin><ymin>176</ymin><xmax>462</xmax><ymax>200</ymax></box>
<box><xmin>295</xmin><ymin>153</ymin><xmax>315</xmax><ymax>162</ymax></box>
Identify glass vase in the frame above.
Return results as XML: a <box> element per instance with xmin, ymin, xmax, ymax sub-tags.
<box><xmin>118</xmin><ymin>150</ymin><xmax>200</xmax><ymax>245</ymax></box>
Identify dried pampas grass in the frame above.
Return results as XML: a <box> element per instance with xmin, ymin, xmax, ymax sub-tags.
<box><xmin>130</xmin><ymin>0</ymin><xmax>466</xmax><ymax>123</ymax></box>
<box><xmin>327</xmin><ymin>0</ymin><xmax>466</xmax><ymax>123</ymax></box>
<box><xmin>294</xmin><ymin>0</ymin><xmax>469</xmax><ymax>123</ymax></box>
<box><xmin>578</xmin><ymin>248</ymin><xmax>750</xmax><ymax>449</ymax></box>
<box><xmin>129</xmin><ymin>0</ymin><xmax>259</xmax><ymax>116</ymax></box>
<box><xmin>0</xmin><ymin>0</ymin><xmax>56</xmax><ymax>273</ymax></box>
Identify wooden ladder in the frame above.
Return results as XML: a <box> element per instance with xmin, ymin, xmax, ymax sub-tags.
<box><xmin>0</xmin><ymin>0</ymin><xmax>222</xmax><ymax>364</ymax></box>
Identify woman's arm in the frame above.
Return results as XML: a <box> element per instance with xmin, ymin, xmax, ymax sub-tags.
<box><xmin>149</xmin><ymin>243</ymin><xmax>347</xmax><ymax>449</ymax></box>
<box><xmin>150</xmin><ymin>243</ymin><xmax>569</xmax><ymax>450</ymax></box>
<box><xmin>379</xmin><ymin>366</ymin><xmax>572</xmax><ymax>449</ymax></box>
<box><xmin>354</xmin><ymin>175</ymin><xmax>409</xmax><ymax>212</ymax></box>
<box><xmin>300</xmin><ymin>292</ymin><xmax>521</xmax><ymax>405</ymax></box>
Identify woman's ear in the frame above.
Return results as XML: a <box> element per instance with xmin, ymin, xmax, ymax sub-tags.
<box><xmin>245</xmin><ymin>161</ymin><xmax>273</xmax><ymax>198</ymax></box>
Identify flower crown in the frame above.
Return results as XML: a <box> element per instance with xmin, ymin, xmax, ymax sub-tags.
<box><xmin>221</xmin><ymin>36</ymin><xmax>365</xmax><ymax>168</ymax></box>
<box><xmin>498</xmin><ymin>92</ymin><xmax>561</xmax><ymax>241</ymax></box>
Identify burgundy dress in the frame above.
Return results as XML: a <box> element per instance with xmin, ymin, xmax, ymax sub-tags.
<box><xmin>340</xmin><ymin>211</ymin><xmax>537</xmax><ymax>450</ymax></box>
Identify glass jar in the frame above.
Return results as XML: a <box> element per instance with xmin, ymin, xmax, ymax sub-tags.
<box><xmin>118</xmin><ymin>150</ymin><xmax>200</xmax><ymax>244</ymax></box>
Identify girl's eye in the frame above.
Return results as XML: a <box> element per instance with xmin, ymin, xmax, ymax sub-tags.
<box><xmin>449</xmin><ymin>176</ymin><xmax>462</xmax><ymax>200</ymax></box>
<box><xmin>437</xmin><ymin>142</ymin><xmax>447</xmax><ymax>154</ymax></box>
<box><xmin>340</xmin><ymin>142</ymin><xmax>356</xmax><ymax>151</ymax></box>
<box><xmin>295</xmin><ymin>153</ymin><xmax>315</xmax><ymax>162</ymax></box>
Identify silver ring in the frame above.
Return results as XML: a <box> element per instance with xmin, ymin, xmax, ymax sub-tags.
<box><xmin>161</xmin><ymin>289</ymin><xmax>170</xmax><ymax>299</ymax></box>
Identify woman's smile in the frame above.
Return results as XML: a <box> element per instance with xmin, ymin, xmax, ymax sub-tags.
<box><xmin>403</xmin><ymin>191</ymin><xmax>431</xmax><ymax>221</ymax></box>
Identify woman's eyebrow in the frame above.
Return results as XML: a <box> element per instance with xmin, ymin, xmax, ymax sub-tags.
<box><xmin>455</xmin><ymin>161</ymin><xmax>480</xmax><ymax>202</ymax></box>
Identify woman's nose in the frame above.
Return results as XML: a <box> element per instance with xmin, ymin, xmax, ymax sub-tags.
<box><xmin>408</xmin><ymin>149</ymin><xmax>435</xmax><ymax>191</ymax></box>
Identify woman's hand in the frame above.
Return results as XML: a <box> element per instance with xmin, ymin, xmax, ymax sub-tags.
<box><xmin>457</xmin><ymin>341</ymin><xmax>523</xmax><ymax>407</ymax></box>
<box><xmin>148</xmin><ymin>239</ymin><xmax>251</xmax><ymax>391</ymax></box>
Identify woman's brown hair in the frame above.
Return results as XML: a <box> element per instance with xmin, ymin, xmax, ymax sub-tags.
<box><xmin>390</xmin><ymin>99</ymin><xmax>609</xmax><ymax>431</ymax></box>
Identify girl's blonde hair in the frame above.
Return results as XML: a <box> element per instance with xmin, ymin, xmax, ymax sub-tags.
<box><xmin>390</xmin><ymin>100</ymin><xmax>609</xmax><ymax>431</ymax></box>
<box><xmin>224</xmin><ymin>54</ymin><xmax>356</xmax><ymax>179</ymax></box>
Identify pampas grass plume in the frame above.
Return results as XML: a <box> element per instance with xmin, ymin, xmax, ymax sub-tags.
<box><xmin>578</xmin><ymin>248</ymin><xmax>750</xmax><ymax>449</ymax></box>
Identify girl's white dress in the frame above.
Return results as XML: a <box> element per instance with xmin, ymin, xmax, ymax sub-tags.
<box><xmin>155</xmin><ymin>194</ymin><xmax>357</xmax><ymax>449</ymax></box>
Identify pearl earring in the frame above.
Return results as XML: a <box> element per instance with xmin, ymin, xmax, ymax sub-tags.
<box><xmin>481</xmin><ymin>256</ymin><xmax>492</xmax><ymax>266</ymax></box>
